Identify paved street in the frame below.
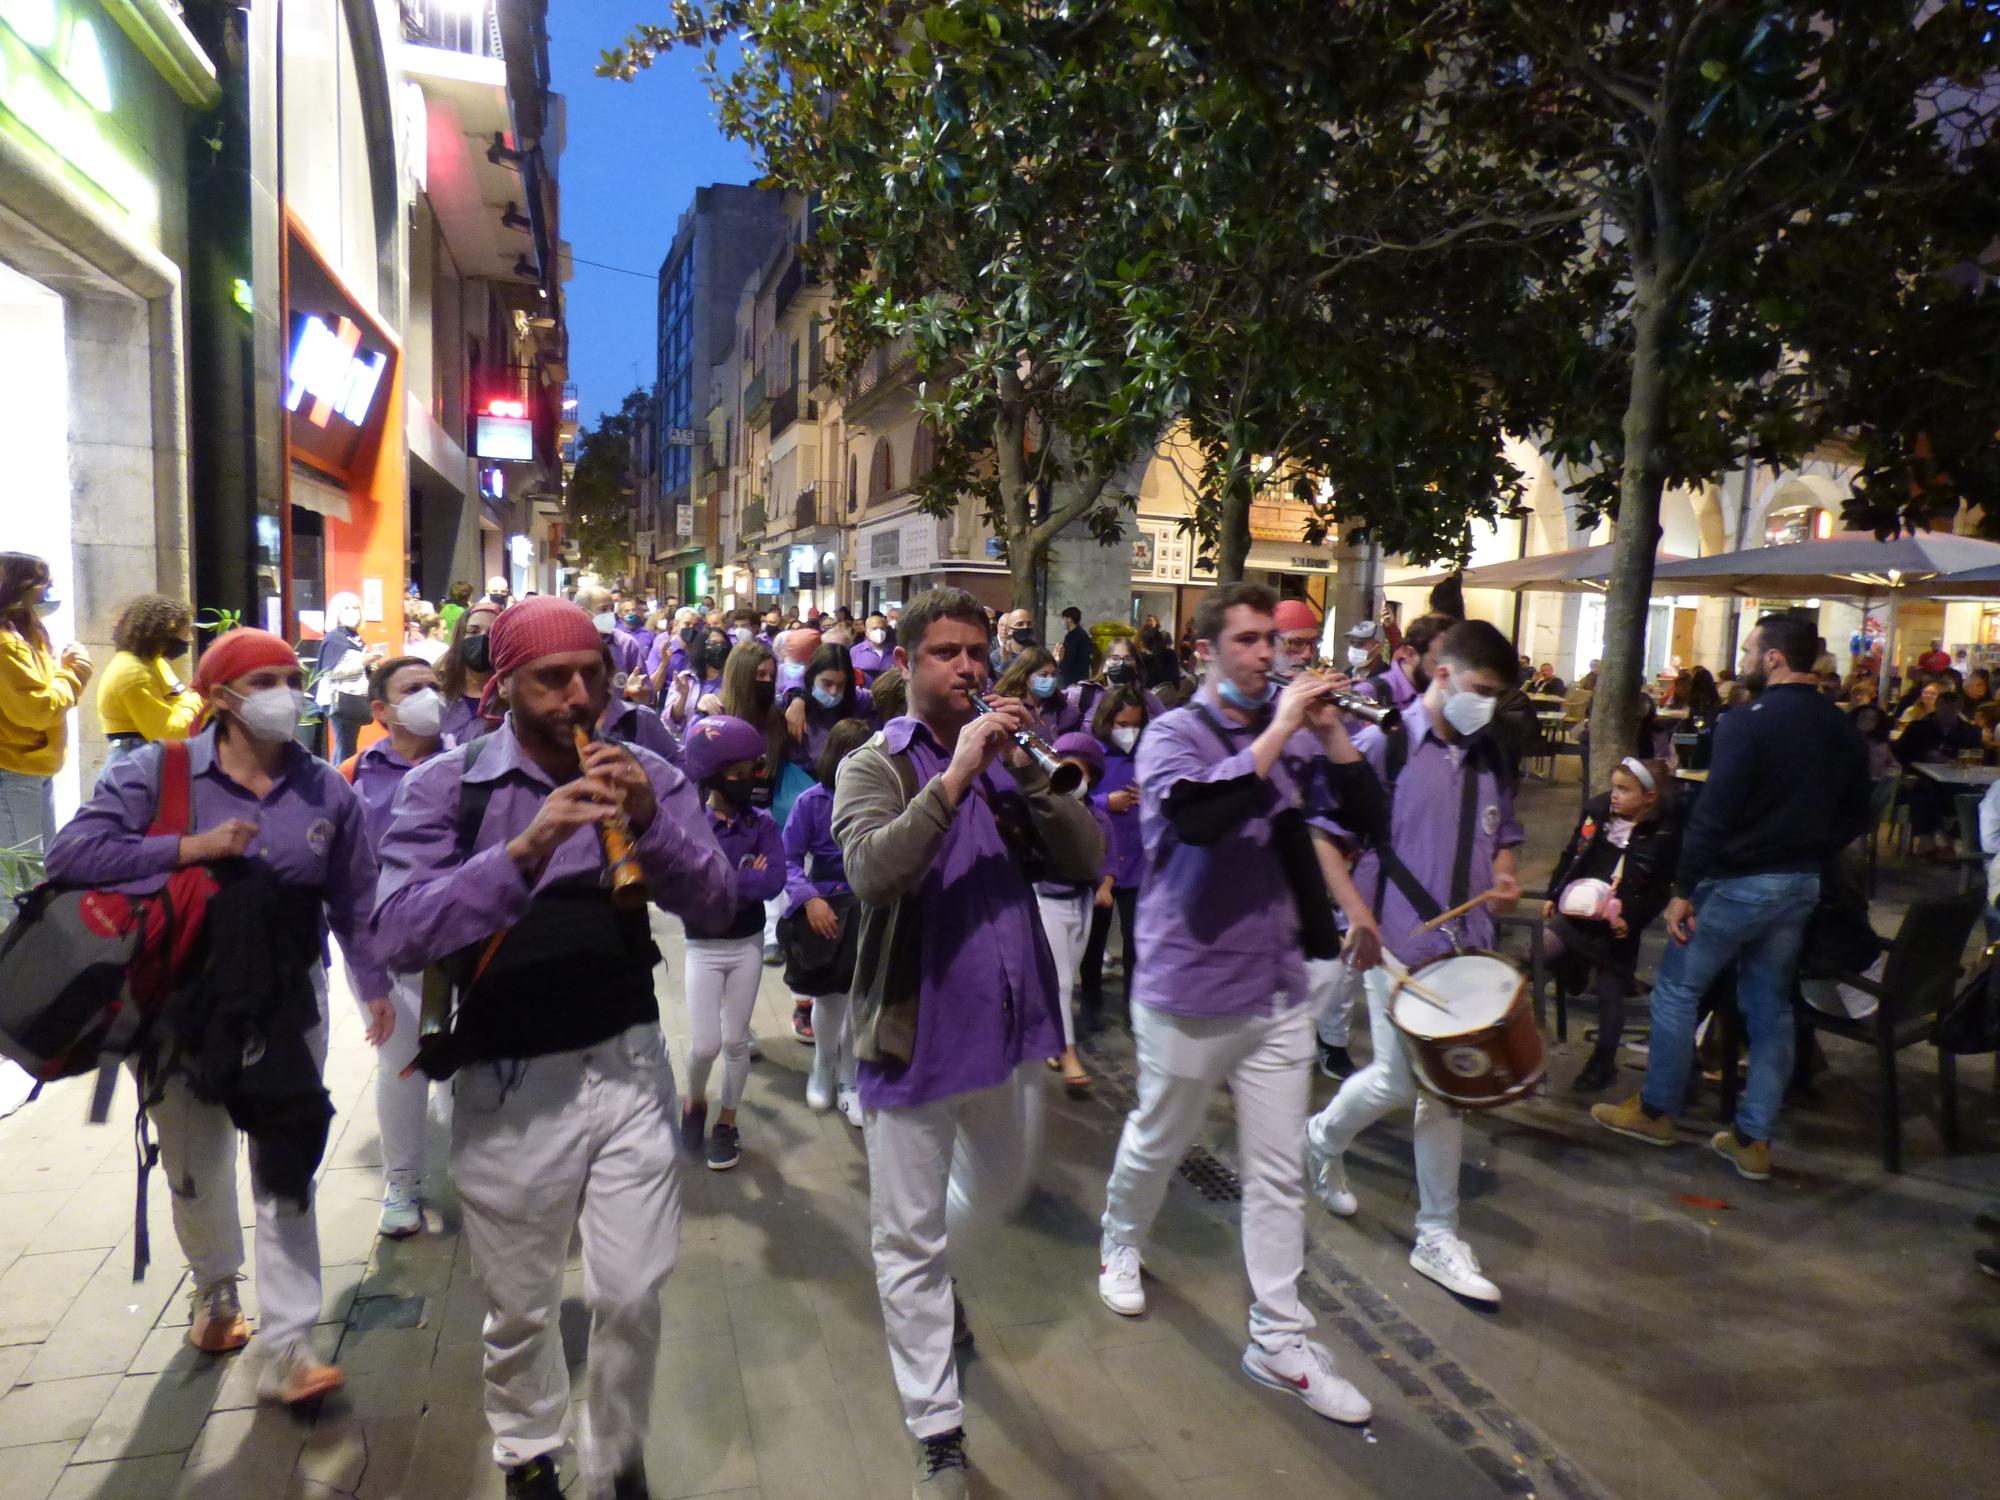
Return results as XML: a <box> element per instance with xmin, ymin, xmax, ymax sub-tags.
<box><xmin>1</xmin><ymin>782</ymin><xmax>1998</xmax><ymax>1500</ymax></box>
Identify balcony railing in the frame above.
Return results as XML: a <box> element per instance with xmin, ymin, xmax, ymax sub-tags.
<box><xmin>741</xmin><ymin>497</ymin><xmax>767</xmax><ymax>537</ymax></box>
<box><xmin>842</xmin><ymin>334</ymin><xmax>916</xmax><ymax>410</ymax></box>
<box><xmin>400</xmin><ymin>0</ymin><xmax>503</xmax><ymax>59</ymax></box>
<box><xmin>807</xmin><ymin>338</ymin><xmax>832</xmax><ymax>394</ymax></box>
<box><xmin>768</xmin><ymin>383</ymin><xmax>819</xmax><ymax>438</ymax></box>
<box><xmin>773</xmin><ymin>256</ymin><xmax>805</xmax><ymax>318</ymax></box>
<box><xmin>743</xmin><ymin>371</ymin><xmax>770</xmax><ymax>424</ymax></box>
<box><xmin>797</xmin><ymin>477</ymin><xmax>841</xmax><ymax>530</ymax></box>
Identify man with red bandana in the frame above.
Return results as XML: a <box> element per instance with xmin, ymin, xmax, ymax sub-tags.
<box><xmin>374</xmin><ymin>597</ymin><xmax>730</xmax><ymax>1500</ymax></box>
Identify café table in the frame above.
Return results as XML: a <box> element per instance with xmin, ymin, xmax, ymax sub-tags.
<box><xmin>1913</xmin><ymin>763</ymin><xmax>2000</xmax><ymax>788</ymax></box>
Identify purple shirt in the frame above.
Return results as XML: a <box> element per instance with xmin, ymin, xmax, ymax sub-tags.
<box><xmin>1357</xmin><ymin>660</ymin><xmax>1420</xmax><ymax>711</ymax></box>
<box><xmin>607</xmin><ymin>630</ymin><xmax>646</xmax><ymax>677</ymax></box>
<box><xmin>621</xmin><ymin>625</ymin><xmax>657</xmax><ymax>662</ymax></box>
<box><xmin>688</xmin><ymin>803</ymin><xmax>786</xmax><ymax>938</ymax></box>
<box><xmin>1091</xmin><ymin>740</ymin><xmax>1145</xmax><ymax>889</ymax></box>
<box><xmin>783</xmin><ymin>781</ymin><xmax>848</xmax><ymax>911</ymax></box>
<box><xmin>848</xmin><ymin>639</ymin><xmax>891</xmax><ymax>683</ymax></box>
<box><xmin>350</xmin><ymin>737</ymin><xmax>451</xmax><ymax>853</ymax></box>
<box><xmin>644</xmin><ymin>634</ymin><xmax>690</xmax><ymax>680</ymax></box>
<box><xmin>665</xmin><ymin>675</ymin><xmax>726</xmax><ymax>736</ymax></box>
<box><xmin>1350</xmin><ymin>697</ymin><xmax>1523</xmax><ymax>967</ymax></box>
<box><xmin>45</xmin><ymin>725</ymin><xmax>391</xmax><ymax>1004</ymax></box>
<box><xmin>1129</xmin><ymin>683</ymin><xmax>1346</xmax><ymax>1018</ymax></box>
<box><xmin>600</xmin><ymin>690</ymin><xmax>681</xmax><ymax>766</ymax></box>
<box><xmin>789</xmin><ymin>687</ymin><xmax>875</xmax><ymax>768</ymax></box>
<box><xmin>372</xmin><ymin>717</ymin><xmax>731</xmax><ymax>972</ymax></box>
<box><xmin>441</xmin><ymin>693</ymin><xmax>486</xmax><ymax>746</ymax></box>
<box><xmin>1060</xmin><ymin>680</ymin><xmax>1164</xmax><ymax>738</ymax></box>
<box><xmin>849</xmin><ymin>717</ymin><xmax>1063</xmax><ymax>1111</ymax></box>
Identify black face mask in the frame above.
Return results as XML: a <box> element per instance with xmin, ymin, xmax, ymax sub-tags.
<box><xmin>162</xmin><ymin>639</ymin><xmax>190</xmax><ymax>662</ymax></box>
<box><xmin>489</xmin><ymin>593</ymin><xmax>509</xmax><ymax>607</ymax></box>
<box><xmin>461</xmin><ymin>633</ymin><xmax>492</xmax><ymax>674</ymax></box>
<box><xmin>707</xmin><ymin>777</ymin><xmax>756</xmax><ymax>812</ymax></box>
<box><xmin>1011</xmin><ymin>628</ymin><xmax>1036</xmax><ymax>647</ymax></box>
<box><xmin>681</xmin><ymin>625</ymin><xmax>702</xmax><ymax>648</ymax></box>
<box><xmin>1105</xmin><ymin>658</ymin><xmax>1136</xmax><ymax>685</ymax></box>
<box><xmin>704</xmin><ymin>645</ymin><xmax>733</xmax><ymax>675</ymax></box>
<box><xmin>752</xmin><ymin>681</ymin><xmax>776</xmax><ymax>713</ymax></box>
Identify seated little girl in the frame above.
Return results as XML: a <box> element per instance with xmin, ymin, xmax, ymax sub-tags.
<box><xmin>1542</xmin><ymin>756</ymin><xmax>1680</xmax><ymax>1093</ymax></box>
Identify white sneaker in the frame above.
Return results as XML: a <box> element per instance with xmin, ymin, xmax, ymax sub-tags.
<box><xmin>1098</xmin><ymin>1242</ymin><xmax>1145</xmax><ymax>1316</ymax></box>
<box><xmin>1241</xmin><ymin>1338</ymin><xmax>1372</xmax><ymax>1425</ymax></box>
<box><xmin>1410</xmin><ymin>1234</ymin><xmax>1501</xmax><ymax>1305</ymax></box>
<box><xmin>836</xmin><ymin>1086</ymin><xmax>864</xmax><ymax>1128</ymax></box>
<box><xmin>377</xmin><ymin>1191</ymin><xmax>421</xmax><ymax>1239</ymax></box>
<box><xmin>1305</xmin><ymin>1128</ymin><xmax>1357</xmax><ymax>1217</ymax></box>
<box><xmin>806</xmin><ymin>1076</ymin><xmax>834</xmax><ymax>1113</ymax></box>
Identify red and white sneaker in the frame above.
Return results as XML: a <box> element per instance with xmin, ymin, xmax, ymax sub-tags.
<box><xmin>1241</xmin><ymin>1338</ymin><xmax>1371</xmax><ymax>1425</ymax></box>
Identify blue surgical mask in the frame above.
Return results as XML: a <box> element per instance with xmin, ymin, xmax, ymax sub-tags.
<box><xmin>1217</xmin><ymin>676</ymin><xmax>1273</xmax><ymax>712</ymax></box>
<box><xmin>811</xmin><ymin>685</ymin><xmax>843</xmax><ymax>710</ymax></box>
<box><xmin>1029</xmin><ymin>673</ymin><xmax>1059</xmax><ymax>699</ymax></box>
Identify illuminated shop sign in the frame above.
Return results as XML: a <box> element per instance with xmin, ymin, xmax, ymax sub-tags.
<box><xmin>286</xmin><ymin>314</ymin><xmax>388</xmax><ymax>428</ymax></box>
<box><xmin>0</xmin><ymin>1</ymin><xmax>161</xmax><ymax>228</ymax></box>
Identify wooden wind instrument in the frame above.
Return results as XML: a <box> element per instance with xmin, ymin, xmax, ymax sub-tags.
<box><xmin>573</xmin><ymin>723</ymin><xmax>651</xmax><ymax>911</ymax></box>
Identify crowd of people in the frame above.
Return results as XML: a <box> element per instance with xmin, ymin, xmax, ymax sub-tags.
<box><xmin>0</xmin><ymin>542</ymin><xmax>1990</xmax><ymax>1497</ymax></box>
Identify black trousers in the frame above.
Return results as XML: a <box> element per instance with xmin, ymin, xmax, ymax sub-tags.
<box><xmin>1080</xmin><ymin>886</ymin><xmax>1138</xmax><ymax>1011</ymax></box>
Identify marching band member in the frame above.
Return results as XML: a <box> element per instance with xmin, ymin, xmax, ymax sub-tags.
<box><xmin>373</xmin><ymin>597</ymin><xmax>730</xmax><ymax>1500</ymax></box>
<box><xmin>47</xmin><ymin>627</ymin><xmax>391</xmax><ymax>1405</ymax></box>
<box><xmin>1306</xmin><ymin>618</ymin><xmax>1523</xmax><ymax>1307</ymax></box>
<box><xmin>832</xmin><ymin>587</ymin><xmax>1103</xmax><ymax>1499</ymax></box>
<box><xmin>344</xmin><ymin>656</ymin><xmax>450</xmax><ymax>1236</ymax></box>
<box><xmin>1095</xmin><ymin>582</ymin><xmax>1383</xmax><ymax>1427</ymax></box>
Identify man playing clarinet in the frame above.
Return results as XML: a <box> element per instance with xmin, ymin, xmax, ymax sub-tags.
<box><xmin>374</xmin><ymin>597</ymin><xmax>730</xmax><ymax>1500</ymax></box>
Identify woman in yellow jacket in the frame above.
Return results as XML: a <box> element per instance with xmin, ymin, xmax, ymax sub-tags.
<box><xmin>94</xmin><ymin>594</ymin><xmax>199</xmax><ymax>780</ymax></box>
<box><xmin>0</xmin><ymin>551</ymin><xmax>92</xmax><ymax>857</ymax></box>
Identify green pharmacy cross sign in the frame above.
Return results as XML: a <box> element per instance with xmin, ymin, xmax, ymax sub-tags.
<box><xmin>0</xmin><ymin>0</ymin><xmax>159</xmax><ymax>230</ymax></box>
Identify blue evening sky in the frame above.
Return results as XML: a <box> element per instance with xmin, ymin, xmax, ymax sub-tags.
<box><xmin>548</xmin><ymin>7</ymin><xmax>757</xmax><ymax>427</ymax></box>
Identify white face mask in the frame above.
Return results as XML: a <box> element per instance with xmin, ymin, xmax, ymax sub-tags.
<box><xmin>1441</xmin><ymin>677</ymin><xmax>1498</xmax><ymax>736</ymax></box>
<box><xmin>1110</xmin><ymin>725</ymin><xmax>1140</xmax><ymax>753</ymax></box>
<box><xmin>1346</xmin><ymin>645</ymin><xmax>1371</xmax><ymax>669</ymax></box>
<box><xmin>592</xmin><ymin>612</ymin><xmax>617</xmax><ymax>635</ymax></box>
<box><xmin>229</xmin><ymin>685</ymin><xmax>306</xmax><ymax>743</ymax></box>
<box><xmin>393</xmin><ymin>687</ymin><xmax>445</xmax><ymax>738</ymax></box>
<box><xmin>868</xmin><ymin>627</ymin><xmax>887</xmax><ymax>646</ymax></box>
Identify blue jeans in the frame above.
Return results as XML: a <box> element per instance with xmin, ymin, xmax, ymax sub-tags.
<box><xmin>1641</xmin><ymin>871</ymin><xmax>1820</xmax><ymax>1144</ymax></box>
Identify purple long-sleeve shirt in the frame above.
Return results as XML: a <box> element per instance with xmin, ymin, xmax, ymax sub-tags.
<box><xmin>786</xmin><ymin>687</ymin><xmax>875</xmax><ymax>768</ymax></box>
<box><xmin>350</xmin><ymin>737</ymin><xmax>451</xmax><ymax>853</ymax></box>
<box><xmin>844</xmin><ymin>717</ymin><xmax>1064</xmax><ymax>1111</ymax></box>
<box><xmin>1129</xmin><ymin>683</ymin><xmax>1352</xmax><ymax>1019</ymax></box>
<box><xmin>1351</xmin><ymin>696</ymin><xmax>1523</xmax><ymax>967</ymax></box>
<box><xmin>606</xmin><ymin>630</ymin><xmax>646</xmax><ymax>677</ymax></box>
<box><xmin>688</xmin><ymin>803</ymin><xmax>786</xmax><ymax>938</ymax></box>
<box><xmin>847</xmin><ymin>639</ymin><xmax>891</xmax><ymax>684</ymax></box>
<box><xmin>600</xmin><ymin>689</ymin><xmax>681</xmax><ymax>765</ymax></box>
<box><xmin>371</xmin><ymin>718</ymin><xmax>731</xmax><ymax>971</ymax></box>
<box><xmin>440</xmin><ymin>693</ymin><xmax>485</xmax><ymax>746</ymax></box>
<box><xmin>45</xmin><ymin>725</ymin><xmax>391</xmax><ymax>1005</ymax></box>
<box><xmin>782</xmin><ymin>781</ymin><xmax>848</xmax><ymax>911</ymax></box>
<box><xmin>1092</xmin><ymin>740</ymin><xmax>1145</xmax><ymax>889</ymax></box>
<box><xmin>1056</xmin><ymin>681</ymin><xmax>1165</xmax><ymax>738</ymax></box>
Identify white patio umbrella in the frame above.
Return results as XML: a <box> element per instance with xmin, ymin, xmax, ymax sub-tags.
<box><xmin>1397</xmin><ymin>542</ymin><xmax>1685</xmax><ymax>594</ymax></box>
<box><xmin>1649</xmin><ymin>530</ymin><xmax>2000</xmax><ymax>703</ymax></box>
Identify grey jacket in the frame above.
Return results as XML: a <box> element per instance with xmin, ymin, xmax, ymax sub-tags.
<box><xmin>831</xmin><ymin>730</ymin><xmax>1104</xmax><ymax>1062</ymax></box>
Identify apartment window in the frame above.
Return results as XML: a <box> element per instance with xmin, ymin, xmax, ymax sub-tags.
<box><xmin>869</xmin><ymin>438</ymin><xmax>894</xmax><ymax>500</ymax></box>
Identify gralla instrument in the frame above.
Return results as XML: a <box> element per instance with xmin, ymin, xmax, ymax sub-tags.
<box><xmin>1267</xmin><ymin>664</ymin><xmax>1401</xmax><ymax>729</ymax></box>
<box><xmin>1385</xmin><ymin>950</ymin><xmax>1545</xmax><ymax>1109</ymax></box>
<box><xmin>972</xmin><ymin>694</ymin><xmax>1084</xmax><ymax>795</ymax></box>
<box><xmin>572</xmin><ymin>723</ymin><xmax>651</xmax><ymax>911</ymax></box>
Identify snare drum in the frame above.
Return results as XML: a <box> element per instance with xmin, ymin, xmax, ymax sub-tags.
<box><xmin>1388</xmin><ymin>951</ymin><xmax>1546</xmax><ymax>1109</ymax></box>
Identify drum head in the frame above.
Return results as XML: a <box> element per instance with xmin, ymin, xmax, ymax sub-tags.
<box><xmin>1392</xmin><ymin>954</ymin><xmax>1521</xmax><ymax>1038</ymax></box>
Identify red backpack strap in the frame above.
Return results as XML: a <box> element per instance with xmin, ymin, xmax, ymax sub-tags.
<box><xmin>149</xmin><ymin>740</ymin><xmax>194</xmax><ymax>837</ymax></box>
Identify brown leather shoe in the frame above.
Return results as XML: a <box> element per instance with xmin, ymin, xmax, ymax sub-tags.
<box><xmin>187</xmin><ymin>1277</ymin><xmax>248</xmax><ymax>1354</ymax></box>
<box><xmin>257</xmin><ymin>1341</ymin><xmax>344</xmax><ymax>1404</ymax></box>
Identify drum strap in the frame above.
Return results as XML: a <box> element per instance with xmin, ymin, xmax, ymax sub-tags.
<box><xmin>1377</xmin><ymin>743</ymin><xmax>1484</xmax><ymax>924</ymax></box>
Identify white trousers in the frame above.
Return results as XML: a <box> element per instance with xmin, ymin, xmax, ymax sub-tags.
<box><xmin>864</xmin><ymin>1063</ymin><xmax>1044</xmax><ymax>1438</ymax></box>
<box><xmin>1100</xmin><ymin>1000</ymin><xmax>1316</xmax><ymax>1353</ymax></box>
<box><xmin>375</xmin><ymin>971</ymin><xmax>429</xmax><ymax>1197</ymax></box>
<box><xmin>683</xmin><ymin>935</ymin><xmax>763</xmax><ymax>1110</ymax></box>
<box><xmin>1308</xmin><ymin>967</ymin><xmax>1463</xmax><ymax>1240</ymax></box>
<box><xmin>762</xmin><ymin>892</ymin><xmax>784</xmax><ymax>947</ymax></box>
<box><xmin>809</xmin><ymin>989</ymin><xmax>856</xmax><ymax>1099</ymax></box>
<box><xmin>450</xmin><ymin>1023</ymin><xmax>682</xmax><ymax>1481</ymax></box>
<box><xmin>148</xmin><ymin>968</ymin><xmax>328</xmax><ymax>1351</ymax></box>
<box><xmin>1036</xmin><ymin>890</ymin><xmax>1091</xmax><ymax>1051</ymax></box>
<box><xmin>1310</xmin><ymin>956</ymin><xmax>1362</xmax><ymax>1049</ymax></box>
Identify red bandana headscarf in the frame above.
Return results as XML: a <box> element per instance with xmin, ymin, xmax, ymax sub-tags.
<box><xmin>476</xmin><ymin>596</ymin><xmax>604</xmax><ymax>720</ymax></box>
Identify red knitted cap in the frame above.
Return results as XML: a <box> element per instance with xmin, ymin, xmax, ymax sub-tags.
<box><xmin>477</xmin><ymin>596</ymin><xmax>602</xmax><ymax>719</ymax></box>
<box><xmin>192</xmin><ymin>628</ymin><xmax>300</xmax><ymax>698</ymax></box>
<box><xmin>1272</xmin><ymin>599</ymin><xmax>1320</xmax><ymax>634</ymax></box>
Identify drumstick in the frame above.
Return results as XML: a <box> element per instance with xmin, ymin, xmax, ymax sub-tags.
<box><xmin>1348</xmin><ymin>938</ymin><xmax>1455</xmax><ymax>1014</ymax></box>
<box><xmin>1414</xmin><ymin>888</ymin><xmax>1499</xmax><ymax>936</ymax></box>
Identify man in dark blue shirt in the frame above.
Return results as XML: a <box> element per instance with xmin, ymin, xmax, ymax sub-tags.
<box><xmin>1594</xmin><ymin>613</ymin><xmax>1871</xmax><ymax>1182</ymax></box>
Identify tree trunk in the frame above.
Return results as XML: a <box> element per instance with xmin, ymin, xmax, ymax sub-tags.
<box><xmin>1588</xmin><ymin>289</ymin><xmax>1675</xmax><ymax>794</ymax></box>
<box><xmin>1008</xmin><ymin>537</ymin><xmax>1043</xmax><ymax>632</ymax></box>
<box><xmin>1216</xmin><ymin>448</ymin><xmax>1254</xmax><ymax>582</ymax></box>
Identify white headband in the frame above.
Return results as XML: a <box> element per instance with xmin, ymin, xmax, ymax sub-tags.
<box><xmin>1619</xmin><ymin>756</ymin><xmax>1656</xmax><ymax>792</ymax></box>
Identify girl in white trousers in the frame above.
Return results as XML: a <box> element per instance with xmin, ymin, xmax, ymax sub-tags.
<box><xmin>374</xmin><ymin>970</ymin><xmax>430</xmax><ymax>1236</ymax></box>
<box><xmin>1038</xmin><ymin>732</ymin><xmax>1118</xmax><ymax>1089</ymax></box>
<box><xmin>683</xmin><ymin>935</ymin><xmax>765</xmax><ymax>1147</ymax></box>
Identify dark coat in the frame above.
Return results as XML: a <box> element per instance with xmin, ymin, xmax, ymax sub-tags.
<box><xmin>1545</xmin><ymin>792</ymin><xmax>1680</xmax><ymax>976</ymax></box>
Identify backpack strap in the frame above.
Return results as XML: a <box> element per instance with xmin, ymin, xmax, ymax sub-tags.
<box><xmin>453</xmin><ymin>733</ymin><xmax>501</xmax><ymax>858</ymax></box>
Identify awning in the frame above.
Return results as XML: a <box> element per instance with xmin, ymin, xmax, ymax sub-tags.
<box><xmin>1244</xmin><ymin>540</ymin><xmax>1337</xmax><ymax>574</ymax></box>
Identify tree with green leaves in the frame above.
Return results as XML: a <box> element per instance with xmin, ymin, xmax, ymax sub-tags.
<box><xmin>568</xmin><ymin>388</ymin><xmax>651</xmax><ymax>583</ymax></box>
<box><xmin>1304</xmin><ymin>1</ymin><xmax>2000</xmax><ymax>773</ymax></box>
